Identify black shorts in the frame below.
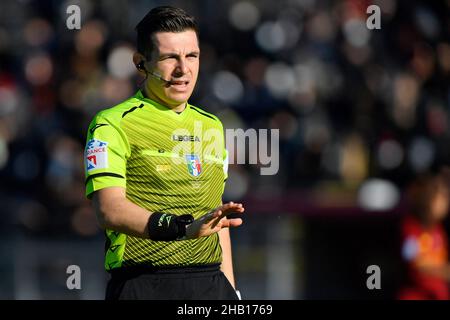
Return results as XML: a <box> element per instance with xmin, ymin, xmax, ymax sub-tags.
<box><xmin>105</xmin><ymin>263</ymin><xmax>239</xmax><ymax>300</ymax></box>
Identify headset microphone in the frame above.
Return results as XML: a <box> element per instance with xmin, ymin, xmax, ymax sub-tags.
<box><xmin>136</xmin><ymin>61</ymin><xmax>171</xmax><ymax>85</ymax></box>
<box><xmin>150</xmin><ymin>71</ymin><xmax>172</xmax><ymax>85</ymax></box>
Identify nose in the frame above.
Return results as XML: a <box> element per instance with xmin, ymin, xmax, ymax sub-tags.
<box><xmin>175</xmin><ymin>57</ymin><xmax>189</xmax><ymax>75</ymax></box>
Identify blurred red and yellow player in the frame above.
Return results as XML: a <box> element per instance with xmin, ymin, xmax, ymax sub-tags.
<box><xmin>397</xmin><ymin>172</ymin><xmax>450</xmax><ymax>300</ymax></box>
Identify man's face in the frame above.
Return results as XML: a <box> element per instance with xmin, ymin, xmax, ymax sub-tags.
<box><xmin>146</xmin><ymin>30</ymin><xmax>200</xmax><ymax>110</ymax></box>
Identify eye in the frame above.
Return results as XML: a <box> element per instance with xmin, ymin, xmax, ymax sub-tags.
<box><xmin>160</xmin><ymin>55</ymin><xmax>178</xmax><ymax>61</ymax></box>
<box><xmin>187</xmin><ymin>53</ymin><xmax>199</xmax><ymax>59</ymax></box>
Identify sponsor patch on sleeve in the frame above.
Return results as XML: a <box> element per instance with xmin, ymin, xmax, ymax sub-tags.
<box><xmin>85</xmin><ymin>138</ymin><xmax>108</xmax><ymax>172</ymax></box>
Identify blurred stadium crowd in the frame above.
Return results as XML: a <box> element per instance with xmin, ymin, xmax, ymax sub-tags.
<box><xmin>0</xmin><ymin>0</ymin><xmax>448</xmax><ymax>267</ymax></box>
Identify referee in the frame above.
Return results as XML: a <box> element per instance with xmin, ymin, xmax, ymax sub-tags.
<box><xmin>84</xmin><ymin>6</ymin><xmax>244</xmax><ymax>300</ymax></box>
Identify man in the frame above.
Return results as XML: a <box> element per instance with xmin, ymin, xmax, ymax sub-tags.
<box><xmin>84</xmin><ymin>6</ymin><xmax>244</xmax><ymax>300</ymax></box>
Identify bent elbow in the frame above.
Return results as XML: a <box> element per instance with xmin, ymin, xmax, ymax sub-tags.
<box><xmin>95</xmin><ymin>211</ymin><xmax>109</xmax><ymax>230</ymax></box>
<box><xmin>91</xmin><ymin>188</ymin><xmax>127</xmax><ymax>231</ymax></box>
<box><xmin>93</xmin><ymin>198</ymin><xmax>118</xmax><ymax>230</ymax></box>
<box><xmin>95</xmin><ymin>207</ymin><xmax>118</xmax><ymax>230</ymax></box>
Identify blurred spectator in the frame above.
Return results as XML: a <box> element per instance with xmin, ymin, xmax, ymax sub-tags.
<box><xmin>397</xmin><ymin>171</ymin><xmax>450</xmax><ymax>300</ymax></box>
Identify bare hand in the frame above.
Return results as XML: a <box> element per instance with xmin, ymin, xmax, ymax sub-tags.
<box><xmin>185</xmin><ymin>202</ymin><xmax>245</xmax><ymax>239</ymax></box>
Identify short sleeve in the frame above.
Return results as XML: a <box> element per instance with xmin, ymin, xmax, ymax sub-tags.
<box><xmin>84</xmin><ymin>114</ymin><xmax>130</xmax><ymax>198</ymax></box>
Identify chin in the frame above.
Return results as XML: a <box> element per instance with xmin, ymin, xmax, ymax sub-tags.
<box><xmin>168</xmin><ymin>92</ymin><xmax>193</xmax><ymax>103</ymax></box>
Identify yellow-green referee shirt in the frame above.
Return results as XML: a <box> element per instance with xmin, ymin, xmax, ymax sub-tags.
<box><xmin>84</xmin><ymin>91</ymin><xmax>228</xmax><ymax>271</ymax></box>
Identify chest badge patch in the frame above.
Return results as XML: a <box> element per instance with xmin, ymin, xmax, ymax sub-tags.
<box><xmin>186</xmin><ymin>154</ymin><xmax>202</xmax><ymax>177</ymax></box>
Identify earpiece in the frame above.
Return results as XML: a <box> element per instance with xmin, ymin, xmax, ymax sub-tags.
<box><xmin>136</xmin><ymin>61</ymin><xmax>146</xmax><ymax>71</ymax></box>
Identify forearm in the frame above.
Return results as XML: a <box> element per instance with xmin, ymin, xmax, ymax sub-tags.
<box><xmin>93</xmin><ymin>188</ymin><xmax>245</xmax><ymax>241</ymax></box>
<box><xmin>218</xmin><ymin>227</ymin><xmax>236</xmax><ymax>289</ymax></box>
<box><xmin>93</xmin><ymin>187</ymin><xmax>151</xmax><ymax>238</ymax></box>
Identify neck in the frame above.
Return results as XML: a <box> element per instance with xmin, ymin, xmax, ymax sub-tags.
<box><xmin>142</xmin><ymin>86</ymin><xmax>186</xmax><ymax>113</ymax></box>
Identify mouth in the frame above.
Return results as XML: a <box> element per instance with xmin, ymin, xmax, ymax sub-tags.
<box><xmin>169</xmin><ymin>80</ymin><xmax>190</xmax><ymax>87</ymax></box>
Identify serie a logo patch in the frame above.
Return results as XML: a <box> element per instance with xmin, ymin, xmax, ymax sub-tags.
<box><xmin>186</xmin><ymin>154</ymin><xmax>202</xmax><ymax>177</ymax></box>
<box><xmin>85</xmin><ymin>138</ymin><xmax>108</xmax><ymax>171</ymax></box>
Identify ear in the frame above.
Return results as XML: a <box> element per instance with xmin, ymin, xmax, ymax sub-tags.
<box><xmin>133</xmin><ymin>52</ymin><xmax>146</xmax><ymax>75</ymax></box>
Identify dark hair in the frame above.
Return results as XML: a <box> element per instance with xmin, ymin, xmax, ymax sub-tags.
<box><xmin>135</xmin><ymin>6</ymin><xmax>199</xmax><ymax>59</ymax></box>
